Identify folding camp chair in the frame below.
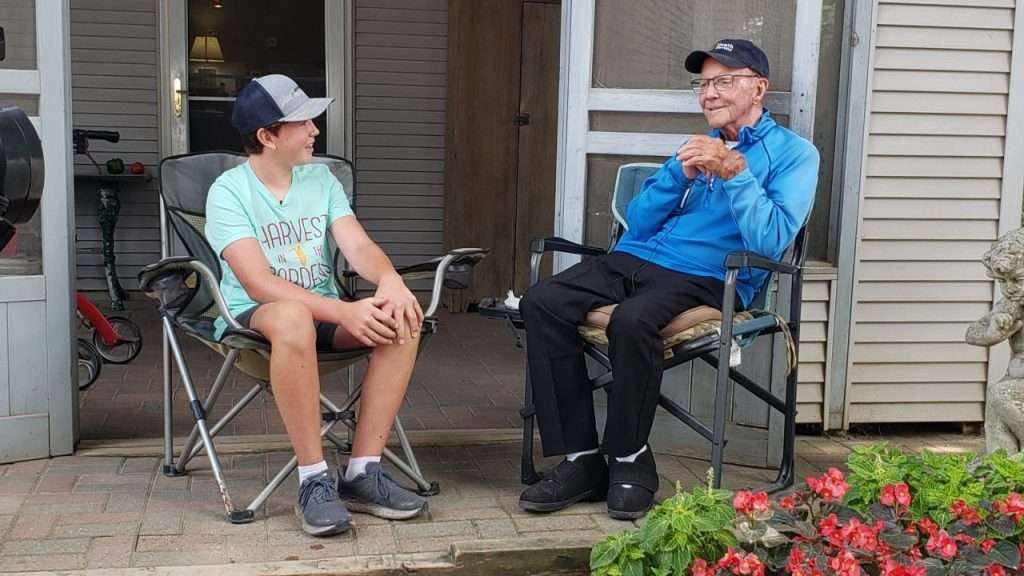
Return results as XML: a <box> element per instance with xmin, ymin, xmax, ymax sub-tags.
<box><xmin>486</xmin><ymin>162</ymin><xmax>805</xmax><ymax>493</ymax></box>
<box><xmin>138</xmin><ymin>151</ymin><xmax>487</xmax><ymax>523</ymax></box>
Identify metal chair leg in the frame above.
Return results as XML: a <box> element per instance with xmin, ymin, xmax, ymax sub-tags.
<box><xmin>520</xmin><ymin>370</ymin><xmax>541</xmax><ymax>485</ymax></box>
<box><xmin>174</xmin><ymin>349</ymin><xmax>240</xmax><ymax>472</ymax></box>
<box><xmin>163</xmin><ymin>318</ymin><xmax>253</xmax><ymax>524</ymax></box>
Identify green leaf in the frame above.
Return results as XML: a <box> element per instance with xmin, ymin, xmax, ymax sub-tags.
<box><xmin>987</xmin><ymin>515</ymin><xmax>1016</xmax><ymax>536</ymax></box>
<box><xmin>623</xmin><ymin>558</ymin><xmax>644</xmax><ymax>576</ymax></box>
<box><xmin>590</xmin><ymin>536</ymin><xmax>623</xmax><ymax>569</ymax></box>
<box><xmin>989</xmin><ymin>540</ymin><xmax>1021</xmax><ymax>569</ymax></box>
<box><xmin>878</xmin><ymin>530</ymin><xmax>918</xmax><ymax>551</ymax></box>
<box><xmin>676</xmin><ymin>548</ymin><xmax>692</xmax><ymax>574</ymax></box>
<box><xmin>919</xmin><ymin>557</ymin><xmax>946</xmax><ymax>576</ymax></box>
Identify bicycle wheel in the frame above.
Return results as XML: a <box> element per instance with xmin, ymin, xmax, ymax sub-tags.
<box><xmin>77</xmin><ymin>338</ymin><xmax>102</xmax><ymax>391</ymax></box>
<box><xmin>92</xmin><ymin>316</ymin><xmax>143</xmax><ymax>364</ymax></box>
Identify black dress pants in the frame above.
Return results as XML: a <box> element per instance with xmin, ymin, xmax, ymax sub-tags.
<box><xmin>519</xmin><ymin>251</ymin><xmax>727</xmax><ymax>458</ymax></box>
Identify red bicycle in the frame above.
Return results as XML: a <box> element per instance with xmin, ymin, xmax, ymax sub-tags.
<box><xmin>75</xmin><ymin>293</ymin><xmax>142</xmax><ymax>390</ymax></box>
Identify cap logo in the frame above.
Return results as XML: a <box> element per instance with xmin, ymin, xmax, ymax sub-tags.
<box><xmin>715</xmin><ymin>42</ymin><xmax>734</xmax><ymax>52</ymax></box>
<box><xmin>280</xmin><ymin>86</ymin><xmax>302</xmax><ymax>109</ymax></box>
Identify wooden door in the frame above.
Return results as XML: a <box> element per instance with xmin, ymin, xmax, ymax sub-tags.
<box><xmin>445</xmin><ymin>0</ymin><xmax>560</xmax><ymax>308</ymax></box>
<box><xmin>512</xmin><ymin>2</ymin><xmax>559</xmax><ymax>293</ymax></box>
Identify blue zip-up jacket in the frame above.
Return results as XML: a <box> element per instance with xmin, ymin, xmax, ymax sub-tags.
<box><xmin>613</xmin><ymin>110</ymin><xmax>819</xmax><ymax>309</ymax></box>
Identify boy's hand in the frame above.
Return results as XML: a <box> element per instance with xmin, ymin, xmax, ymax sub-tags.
<box><xmin>375</xmin><ymin>274</ymin><xmax>424</xmax><ymax>345</ymax></box>
<box><xmin>337</xmin><ymin>297</ymin><xmax>396</xmax><ymax>347</ymax></box>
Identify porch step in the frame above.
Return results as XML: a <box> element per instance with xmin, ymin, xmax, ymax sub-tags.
<box><xmin>15</xmin><ymin>536</ymin><xmax>593</xmax><ymax>576</ymax></box>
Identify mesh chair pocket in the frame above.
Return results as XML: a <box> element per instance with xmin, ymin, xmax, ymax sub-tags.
<box><xmin>143</xmin><ymin>269</ymin><xmax>199</xmax><ymax>315</ymax></box>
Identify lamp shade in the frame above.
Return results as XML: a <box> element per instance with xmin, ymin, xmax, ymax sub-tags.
<box><xmin>189</xmin><ymin>34</ymin><xmax>224</xmax><ymax>62</ymax></box>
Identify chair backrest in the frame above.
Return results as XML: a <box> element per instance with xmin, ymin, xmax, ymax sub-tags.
<box><xmin>158</xmin><ymin>151</ymin><xmax>355</xmax><ymax>318</ymax></box>
<box><xmin>608</xmin><ymin>161</ymin><xmax>809</xmax><ymax>312</ymax></box>
<box><xmin>608</xmin><ymin>162</ymin><xmax>662</xmax><ymax>249</ymax></box>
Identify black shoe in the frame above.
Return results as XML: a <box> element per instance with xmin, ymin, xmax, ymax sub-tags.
<box><xmin>519</xmin><ymin>453</ymin><xmax>609</xmax><ymax>513</ymax></box>
<box><xmin>607</xmin><ymin>448</ymin><xmax>658</xmax><ymax>520</ymax></box>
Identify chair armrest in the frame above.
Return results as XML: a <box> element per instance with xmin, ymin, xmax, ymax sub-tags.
<box><xmin>725</xmin><ymin>251</ymin><xmax>799</xmax><ymax>275</ymax></box>
<box><xmin>527</xmin><ymin>237</ymin><xmax>607</xmax><ymax>287</ymax></box>
<box><xmin>529</xmin><ymin>236</ymin><xmax>607</xmax><ymax>257</ymax></box>
<box><xmin>334</xmin><ymin>248</ymin><xmax>488</xmax><ymax>318</ymax></box>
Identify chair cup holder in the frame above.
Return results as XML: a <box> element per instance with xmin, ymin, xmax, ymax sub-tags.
<box><xmin>443</xmin><ymin>264</ymin><xmax>473</xmax><ymax>290</ymax></box>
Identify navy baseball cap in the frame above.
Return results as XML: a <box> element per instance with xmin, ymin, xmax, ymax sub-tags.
<box><xmin>231</xmin><ymin>74</ymin><xmax>333</xmax><ymax>135</ymax></box>
<box><xmin>685</xmin><ymin>39</ymin><xmax>770</xmax><ymax>78</ymax></box>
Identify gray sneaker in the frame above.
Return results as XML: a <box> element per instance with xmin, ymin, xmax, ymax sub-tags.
<box><xmin>338</xmin><ymin>463</ymin><xmax>427</xmax><ymax>520</ymax></box>
<box><xmin>295</xmin><ymin>471</ymin><xmax>351</xmax><ymax>536</ymax></box>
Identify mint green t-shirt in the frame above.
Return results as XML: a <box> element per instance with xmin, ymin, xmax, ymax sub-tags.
<box><xmin>205</xmin><ymin>161</ymin><xmax>353</xmax><ymax>338</ymax></box>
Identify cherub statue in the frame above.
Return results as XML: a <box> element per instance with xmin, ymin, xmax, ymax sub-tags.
<box><xmin>966</xmin><ymin>228</ymin><xmax>1024</xmax><ymax>453</ymax></box>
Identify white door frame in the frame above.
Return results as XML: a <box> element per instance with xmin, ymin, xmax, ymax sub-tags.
<box><xmin>158</xmin><ymin>1</ymin><xmax>354</xmax><ymax>160</ymax></box>
<box><xmin>0</xmin><ymin>0</ymin><xmax>75</xmax><ymax>461</ymax></box>
<box><xmin>553</xmin><ymin>0</ymin><xmax>823</xmax><ymax>272</ymax></box>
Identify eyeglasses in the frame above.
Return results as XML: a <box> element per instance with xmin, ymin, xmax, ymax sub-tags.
<box><xmin>690</xmin><ymin>74</ymin><xmax>762</xmax><ymax>94</ymax></box>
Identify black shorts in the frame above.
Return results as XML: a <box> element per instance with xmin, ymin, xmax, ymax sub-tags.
<box><xmin>235</xmin><ymin>305</ymin><xmax>341</xmax><ymax>352</ymax></box>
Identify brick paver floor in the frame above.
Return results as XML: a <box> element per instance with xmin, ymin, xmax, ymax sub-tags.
<box><xmin>77</xmin><ymin>294</ymin><xmax>528</xmax><ymax>440</ymax></box>
<box><xmin>0</xmin><ymin>434</ymin><xmax>982</xmax><ymax>573</ymax></box>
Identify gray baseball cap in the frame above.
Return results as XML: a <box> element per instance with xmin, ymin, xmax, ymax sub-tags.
<box><xmin>231</xmin><ymin>74</ymin><xmax>333</xmax><ymax>134</ymax></box>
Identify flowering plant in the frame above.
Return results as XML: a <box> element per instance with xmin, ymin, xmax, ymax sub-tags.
<box><xmin>726</xmin><ymin>469</ymin><xmax>1023</xmax><ymax>576</ymax></box>
<box><xmin>590</xmin><ymin>446</ymin><xmax>1024</xmax><ymax>576</ymax></box>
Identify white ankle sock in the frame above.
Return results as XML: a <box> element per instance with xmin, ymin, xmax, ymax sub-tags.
<box><xmin>297</xmin><ymin>460</ymin><xmax>329</xmax><ymax>486</ymax></box>
<box><xmin>566</xmin><ymin>448</ymin><xmax>599</xmax><ymax>462</ymax></box>
<box><xmin>615</xmin><ymin>445</ymin><xmax>648</xmax><ymax>463</ymax></box>
<box><xmin>344</xmin><ymin>456</ymin><xmax>381</xmax><ymax>481</ymax></box>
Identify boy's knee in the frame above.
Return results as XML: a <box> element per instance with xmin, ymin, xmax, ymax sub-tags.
<box><xmin>260</xmin><ymin>301</ymin><xmax>316</xmax><ymax>348</ymax></box>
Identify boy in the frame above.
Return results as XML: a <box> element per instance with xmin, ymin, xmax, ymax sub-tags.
<box><xmin>206</xmin><ymin>74</ymin><xmax>426</xmax><ymax>536</ymax></box>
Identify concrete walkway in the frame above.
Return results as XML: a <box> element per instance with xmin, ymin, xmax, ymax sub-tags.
<box><xmin>0</xmin><ymin>432</ymin><xmax>982</xmax><ymax>575</ymax></box>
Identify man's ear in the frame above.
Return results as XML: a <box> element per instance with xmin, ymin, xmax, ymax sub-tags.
<box><xmin>256</xmin><ymin>127</ymin><xmax>277</xmax><ymax>151</ymax></box>
<box><xmin>754</xmin><ymin>78</ymin><xmax>769</xmax><ymax>103</ymax></box>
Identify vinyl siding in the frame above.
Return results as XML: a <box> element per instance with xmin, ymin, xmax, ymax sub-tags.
<box><xmin>846</xmin><ymin>0</ymin><xmax>1012</xmax><ymax>424</ymax></box>
<box><xmin>354</xmin><ymin>0</ymin><xmax>447</xmax><ymax>270</ymax></box>
<box><xmin>797</xmin><ymin>276</ymin><xmax>831</xmax><ymax>425</ymax></box>
<box><xmin>70</xmin><ymin>0</ymin><xmax>160</xmax><ymax>291</ymax></box>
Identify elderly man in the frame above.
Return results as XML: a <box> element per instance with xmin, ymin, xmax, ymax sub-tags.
<box><xmin>518</xmin><ymin>39</ymin><xmax>819</xmax><ymax>519</ymax></box>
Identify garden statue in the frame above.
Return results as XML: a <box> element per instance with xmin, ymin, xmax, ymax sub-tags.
<box><xmin>966</xmin><ymin>227</ymin><xmax>1024</xmax><ymax>453</ymax></box>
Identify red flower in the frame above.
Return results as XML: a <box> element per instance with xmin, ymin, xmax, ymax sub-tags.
<box><xmin>718</xmin><ymin>548</ymin><xmax>742</xmax><ymax>571</ymax></box>
<box><xmin>881</xmin><ymin>559</ymin><xmax>926</xmax><ymax>576</ymax></box>
<box><xmin>950</xmin><ymin>499</ymin><xmax>982</xmax><ymax>525</ymax></box>
<box><xmin>807</xmin><ymin>468</ymin><xmax>849</xmax><ymax>502</ymax></box>
<box><xmin>996</xmin><ymin>492</ymin><xmax>1024</xmax><ymax>522</ymax></box>
<box><xmin>717</xmin><ymin>548</ymin><xmax>764</xmax><ymax>576</ymax></box>
<box><xmin>925</xmin><ymin>530</ymin><xmax>957</xmax><ymax>560</ymax></box>
<box><xmin>818</xmin><ymin>514</ymin><xmax>842</xmax><ymax>546</ymax></box>
<box><xmin>733</xmin><ymin>490</ymin><xmax>770</xmax><ymax>516</ymax></box>
<box><xmin>916</xmin><ymin>518</ymin><xmax>938</xmax><ymax>537</ymax></box>
<box><xmin>828</xmin><ymin>550</ymin><xmax>861</xmax><ymax>576</ymax></box>
<box><xmin>894</xmin><ymin>483</ymin><xmax>911</xmax><ymax>507</ymax></box>
<box><xmin>880</xmin><ymin>485</ymin><xmax>895</xmax><ymax>507</ymax></box>
<box><xmin>779</xmin><ymin>494</ymin><xmax>799</xmax><ymax>509</ymax></box>
<box><xmin>737</xmin><ymin>553</ymin><xmax>765</xmax><ymax>576</ymax></box>
<box><xmin>981</xmin><ymin>539</ymin><xmax>996</xmax><ymax>553</ymax></box>
<box><xmin>880</xmin><ymin>483</ymin><xmax>911</xmax><ymax>510</ymax></box>
<box><xmin>841</xmin><ymin>517</ymin><xmax>879</xmax><ymax>552</ymax></box>
<box><xmin>692</xmin><ymin>558</ymin><xmax>715</xmax><ymax>576</ymax></box>
<box><xmin>986</xmin><ymin>565</ymin><xmax>1007</xmax><ymax>576</ymax></box>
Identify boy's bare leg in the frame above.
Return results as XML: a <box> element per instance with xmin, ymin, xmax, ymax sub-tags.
<box><xmin>332</xmin><ymin>327</ymin><xmax>418</xmax><ymax>457</ymax></box>
<box><xmin>249</xmin><ymin>300</ymin><xmax>324</xmax><ymax>466</ymax></box>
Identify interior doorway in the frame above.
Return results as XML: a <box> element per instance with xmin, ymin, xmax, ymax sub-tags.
<box><xmin>445</xmin><ymin>0</ymin><xmax>561</xmax><ymax>308</ymax></box>
<box><xmin>185</xmin><ymin>0</ymin><xmax>328</xmax><ymax>153</ymax></box>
